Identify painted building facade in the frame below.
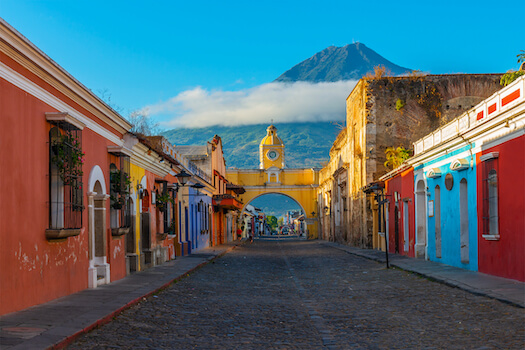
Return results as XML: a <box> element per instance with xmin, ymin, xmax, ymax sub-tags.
<box><xmin>376</xmin><ymin>75</ymin><xmax>524</xmax><ymax>281</ymax></box>
<box><xmin>0</xmin><ymin>19</ymin><xmax>133</xmax><ymax>315</ymax></box>
<box><xmin>319</xmin><ymin>74</ymin><xmax>503</xmax><ymax>250</ymax></box>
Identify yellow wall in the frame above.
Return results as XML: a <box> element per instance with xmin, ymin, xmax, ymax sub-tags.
<box><xmin>260</xmin><ymin>145</ymin><xmax>285</xmax><ymax>169</ymax></box>
<box><xmin>129</xmin><ymin>163</ymin><xmax>145</xmax><ymax>262</ymax></box>
<box><xmin>226</xmin><ymin>168</ymin><xmax>319</xmax><ymax>239</ymax></box>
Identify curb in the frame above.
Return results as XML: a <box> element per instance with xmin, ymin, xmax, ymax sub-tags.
<box><xmin>49</xmin><ymin>244</ymin><xmax>239</xmax><ymax>350</ymax></box>
<box><xmin>320</xmin><ymin>241</ymin><xmax>524</xmax><ymax>309</ymax></box>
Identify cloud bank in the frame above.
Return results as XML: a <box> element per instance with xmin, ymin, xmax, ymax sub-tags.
<box><xmin>141</xmin><ymin>80</ymin><xmax>358</xmax><ymax>128</ymax></box>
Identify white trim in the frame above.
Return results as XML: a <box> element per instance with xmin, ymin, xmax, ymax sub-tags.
<box><xmin>107</xmin><ymin>145</ymin><xmax>133</xmax><ymax>157</ymax></box>
<box><xmin>426</xmin><ymin>168</ymin><xmax>442</xmax><ymax>178</ymax></box>
<box><xmin>88</xmin><ymin>165</ymin><xmax>107</xmax><ymax>195</ymax></box>
<box><xmin>482</xmin><ymin>234</ymin><xmax>500</xmax><ymax>241</ymax></box>
<box><xmin>46</xmin><ymin>112</ymin><xmax>85</xmax><ymax>130</ymax></box>
<box><xmin>421</xmin><ymin>149</ymin><xmax>474</xmax><ymax>172</ymax></box>
<box><xmin>0</xmin><ymin>61</ymin><xmax>124</xmax><ymax>145</ymax></box>
<box><xmin>450</xmin><ymin>158</ymin><xmax>470</xmax><ymax>171</ymax></box>
<box><xmin>479</xmin><ymin>152</ymin><xmax>499</xmax><ymax>162</ymax></box>
<box><xmin>0</xmin><ymin>20</ymin><xmax>131</xmax><ymax>132</ymax></box>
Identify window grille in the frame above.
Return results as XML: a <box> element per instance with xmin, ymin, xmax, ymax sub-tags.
<box><xmin>49</xmin><ymin>125</ymin><xmax>84</xmax><ymax>229</ymax></box>
<box><xmin>109</xmin><ymin>155</ymin><xmax>131</xmax><ymax>229</ymax></box>
<box><xmin>482</xmin><ymin>158</ymin><xmax>499</xmax><ymax>235</ymax></box>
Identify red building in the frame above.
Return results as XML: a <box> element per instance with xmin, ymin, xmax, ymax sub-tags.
<box><xmin>0</xmin><ymin>19</ymin><xmax>132</xmax><ymax>315</ymax></box>
<box><xmin>379</xmin><ymin>167</ymin><xmax>416</xmax><ymax>257</ymax></box>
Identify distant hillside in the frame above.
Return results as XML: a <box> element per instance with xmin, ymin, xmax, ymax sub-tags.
<box><xmin>275</xmin><ymin>43</ymin><xmax>411</xmax><ymax>82</ymax></box>
<box><xmin>163</xmin><ymin>43</ymin><xmax>414</xmax><ymax>169</ymax></box>
<box><xmin>162</xmin><ymin>122</ymin><xmax>341</xmax><ymax>169</ymax></box>
<box><xmin>250</xmin><ymin>193</ymin><xmax>303</xmax><ymax>218</ymax></box>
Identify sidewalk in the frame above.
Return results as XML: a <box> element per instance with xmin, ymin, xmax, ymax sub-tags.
<box><xmin>320</xmin><ymin>241</ymin><xmax>525</xmax><ymax>308</ymax></box>
<box><xmin>0</xmin><ymin>242</ymin><xmax>241</xmax><ymax>350</ymax></box>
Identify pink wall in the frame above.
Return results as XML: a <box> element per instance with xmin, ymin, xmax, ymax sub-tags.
<box><xmin>477</xmin><ymin>135</ymin><xmax>525</xmax><ymax>281</ymax></box>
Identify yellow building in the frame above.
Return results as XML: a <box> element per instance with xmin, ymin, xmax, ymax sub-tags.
<box><xmin>226</xmin><ymin>125</ymin><xmax>319</xmax><ymax>238</ymax></box>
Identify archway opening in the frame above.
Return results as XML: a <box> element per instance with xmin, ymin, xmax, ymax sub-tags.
<box><xmin>244</xmin><ymin>193</ymin><xmax>305</xmax><ymax>237</ymax></box>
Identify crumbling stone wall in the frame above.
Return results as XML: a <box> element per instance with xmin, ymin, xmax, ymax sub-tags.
<box><xmin>343</xmin><ymin>74</ymin><xmax>502</xmax><ymax>248</ymax></box>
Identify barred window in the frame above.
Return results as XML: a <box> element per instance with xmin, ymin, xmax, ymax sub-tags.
<box><xmin>109</xmin><ymin>156</ymin><xmax>131</xmax><ymax>229</ymax></box>
<box><xmin>49</xmin><ymin>125</ymin><xmax>84</xmax><ymax>230</ymax></box>
<box><xmin>482</xmin><ymin>159</ymin><xmax>499</xmax><ymax>236</ymax></box>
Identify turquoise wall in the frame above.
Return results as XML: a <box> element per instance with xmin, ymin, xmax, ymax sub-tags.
<box><xmin>424</xmin><ymin>155</ymin><xmax>478</xmax><ymax>271</ymax></box>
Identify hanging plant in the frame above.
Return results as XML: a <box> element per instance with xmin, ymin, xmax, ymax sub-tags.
<box><xmin>110</xmin><ymin>169</ymin><xmax>131</xmax><ymax>210</ymax></box>
<box><xmin>156</xmin><ymin>192</ymin><xmax>172</xmax><ymax>211</ymax></box>
<box><xmin>110</xmin><ymin>169</ymin><xmax>132</xmax><ymax>194</ymax></box>
<box><xmin>51</xmin><ymin>133</ymin><xmax>85</xmax><ymax>186</ymax></box>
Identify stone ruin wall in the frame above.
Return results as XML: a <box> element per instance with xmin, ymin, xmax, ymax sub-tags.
<box><xmin>344</xmin><ymin>74</ymin><xmax>502</xmax><ymax>248</ymax></box>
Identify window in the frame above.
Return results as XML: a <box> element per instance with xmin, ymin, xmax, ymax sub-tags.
<box><xmin>109</xmin><ymin>156</ymin><xmax>131</xmax><ymax>232</ymax></box>
<box><xmin>482</xmin><ymin>157</ymin><xmax>499</xmax><ymax>239</ymax></box>
<box><xmin>48</xmin><ymin>125</ymin><xmax>84</xmax><ymax>231</ymax></box>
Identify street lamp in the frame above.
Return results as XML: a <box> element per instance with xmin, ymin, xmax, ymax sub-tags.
<box><xmin>363</xmin><ymin>181</ymin><xmax>389</xmax><ymax>268</ymax></box>
<box><xmin>175</xmin><ymin>170</ymin><xmax>192</xmax><ymax>187</ymax></box>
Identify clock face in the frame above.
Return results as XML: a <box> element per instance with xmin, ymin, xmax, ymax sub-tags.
<box><xmin>267</xmin><ymin>150</ymin><xmax>278</xmax><ymax>161</ymax></box>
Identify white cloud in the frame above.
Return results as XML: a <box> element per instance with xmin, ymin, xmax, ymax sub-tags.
<box><xmin>141</xmin><ymin>80</ymin><xmax>358</xmax><ymax>128</ymax></box>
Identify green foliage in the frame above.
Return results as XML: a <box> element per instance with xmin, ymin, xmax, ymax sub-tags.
<box><xmin>266</xmin><ymin>216</ymin><xmax>278</xmax><ymax>230</ymax></box>
<box><xmin>500</xmin><ymin>71</ymin><xmax>525</xmax><ymax>86</ymax></box>
<box><xmin>517</xmin><ymin>50</ymin><xmax>524</xmax><ymax>64</ymax></box>
<box><xmin>384</xmin><ymin>146</ymin><xmax>411</xmax><ymax>170</ymax></box>
<box><xmin>109</xmin><ymin>169</ymin><xmax>131</xmax><ymax>209</ymax></box>
<box><xmin>50</xmin><ymin>133</ymin><xmax>85</xmax><ymax>186</ymax></box>
<box><xmin>162</xmin><ymin>122</ymin><xmax>340</xmax><ymax>169</ymax></box>
<box><xmin>395</xmin><ymin>98</ymin><xmax>405</xmax><ymax>111</ymax></box>
<box><xmin>156</xmin><ymin>192</ymin><xmax>173</xmax><ymax>211</ymax></box>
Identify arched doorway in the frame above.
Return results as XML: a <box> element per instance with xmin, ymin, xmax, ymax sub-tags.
<box><xmin>87</xmin><ymin>165</ymin><xmax>110</xmax><ymax>288</ymax></box>
<box><xmin>243</xmin><ymin>193</ymin><xmax>306</xmax><ymax>238</ymax></box>
<box><xmin>415</xmin><ymin>179</ymin><xmax>427</xmax><ymax>259</ymax></box>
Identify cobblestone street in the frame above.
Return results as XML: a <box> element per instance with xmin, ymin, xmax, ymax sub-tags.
<box><xmin>68</xmin><ymin>240</ymin><xmax>524</xmax><ymax>350</ymax></box>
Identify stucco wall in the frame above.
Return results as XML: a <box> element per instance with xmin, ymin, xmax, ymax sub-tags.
<box><xmin>477</xmin><ymin>135</ymin><xmax>525</xmax><ymax>281</ymax></box>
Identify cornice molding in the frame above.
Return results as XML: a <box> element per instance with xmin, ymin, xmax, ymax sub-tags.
<box><xmin>0</xmin><ymin>60</ymin><xmax>123</xmax><ymax>145</ymax></box>
<box><xmin>0</xmin><ymin>20</ymin><xmax>131</xmax><ymax>134</ymax></box>
<box><xmin>130</xmin><ymin>142</ymin><xmax>170</xmax><ymax>177</ymax></box>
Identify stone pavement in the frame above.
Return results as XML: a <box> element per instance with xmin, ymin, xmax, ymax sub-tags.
<box><xmin>320</xmin><ymin>241</ymin><xmax>525</xmax><ymax>308</ymax></box>
<box><xmin>1</xmin><ymin>239</ymin><xmax>523</xmax><ymax>349</ymax></box>
<box><xmin>0</xmin><ymin>242</ymin><xmax>240</xmax><ymax>350</ymax></box>
<box><xmin>67</xmin><ymin>240</ymin><xmax>524</xmax><ymax>349</ymax></box>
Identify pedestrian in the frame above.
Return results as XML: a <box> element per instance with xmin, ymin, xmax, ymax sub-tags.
<box><xmin>236</xmin><ymin>227</ymin><xmax>242</xmax><ymax>240</ymax></box>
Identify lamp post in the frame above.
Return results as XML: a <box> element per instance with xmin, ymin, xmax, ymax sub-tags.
<box><xmin>363</xmin><ymin>181</ymin><xmax>389</xmax><ymax>268</ymax></box>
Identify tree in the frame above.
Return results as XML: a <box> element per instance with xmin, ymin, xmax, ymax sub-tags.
<box><xmin>266</xmin><ymin>216</ymin><xmax>278</xmax><ymax>230</ymax></box>
<box><xmin>384</xmin><ymin>146</ymin><xmax>411</xmax><ymax>170</ymax></box>
<box><xmin>500</xmin><ymin>50</ymin><xmax>525</xmax><ymax>86</ymax></box>
<box><xmin>129</xmin><ymin>110</ymin><xmax>161</xmax><ymax>136</ymax></box>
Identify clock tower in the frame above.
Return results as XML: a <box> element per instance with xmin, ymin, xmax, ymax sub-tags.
<box><xmin>260</xmin><ymin>124</ymin><xmax>285</xmax><ymax>170</ymax></box>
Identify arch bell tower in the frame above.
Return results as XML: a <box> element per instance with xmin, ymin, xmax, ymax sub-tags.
<box><xmin>260</xmin><ymin>125</ymin><xmax>285</xmax><ymax>175</ymax></box>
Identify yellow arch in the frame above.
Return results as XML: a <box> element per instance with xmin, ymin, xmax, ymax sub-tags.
<box><xmin>227</xmin><ymin>168</ymin><xmax>319</xmax><ymax>239</ymax></box>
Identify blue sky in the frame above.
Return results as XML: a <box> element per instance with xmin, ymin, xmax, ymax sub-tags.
<box><xmin>1</xmin><ymin>1</ymin><xmax>522</xmax><ymax>128</ymax></box>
